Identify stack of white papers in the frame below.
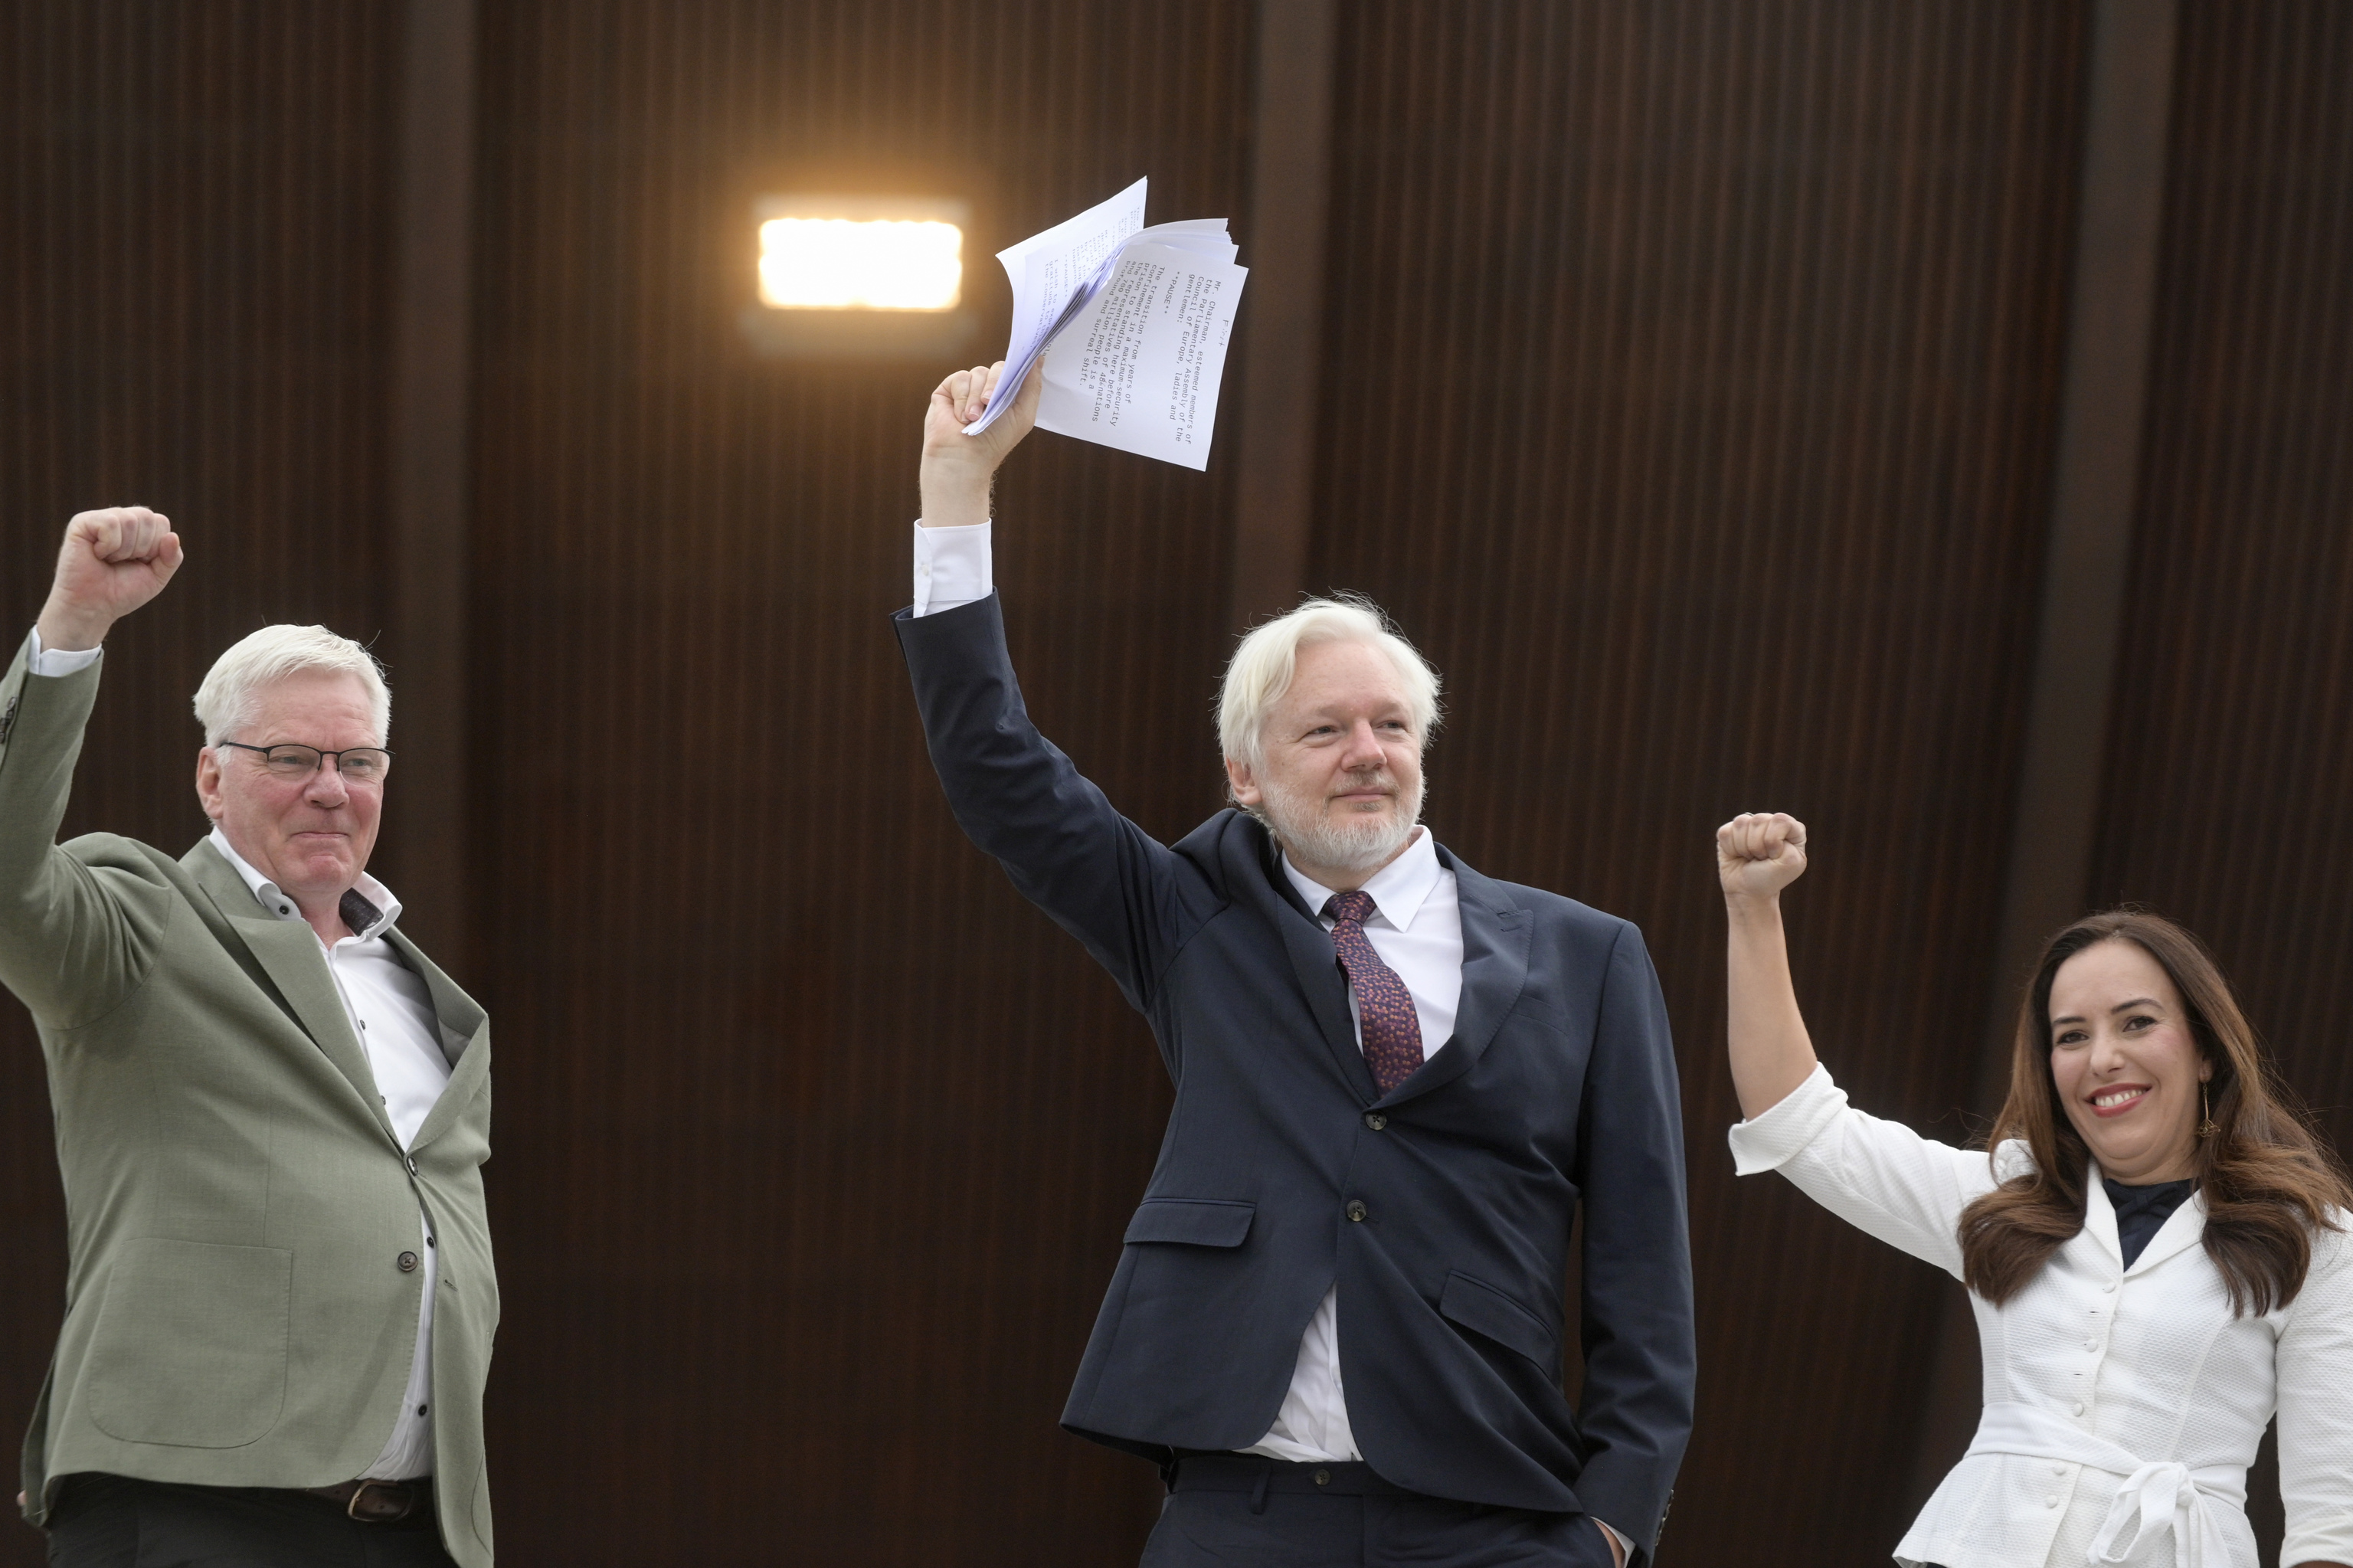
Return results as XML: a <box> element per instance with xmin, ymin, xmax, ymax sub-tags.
<box><xmin>965</xmin><ymin>178</ymin><xmax>1248</xmax><ymax>471</ymax></box>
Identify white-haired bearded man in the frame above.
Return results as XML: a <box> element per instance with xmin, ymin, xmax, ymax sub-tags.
<box><xmin>1</xmin><ymin>509</ymin><xmax>496</xmax><ymax>1567</ymax></box>
<box><xmin>894</xmin><ymin>367</ymin><xmax>1695</xmax><ymax>1567</ymax></box>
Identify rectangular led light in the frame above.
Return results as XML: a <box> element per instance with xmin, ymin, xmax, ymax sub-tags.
<box><xmin>754</xmin><ymin>195</ymin><xmax>967</xmax><ymax>312</ymax></box>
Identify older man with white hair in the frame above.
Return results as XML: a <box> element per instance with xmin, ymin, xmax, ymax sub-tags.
<box><xmin>895</xmin><ymin>367</ymin><xmax>1695</xmax><ymax>1567</ymax></box>
<box><xmin>1</xmin><ymin>509</ymin><xmax>496</xmax><ymax>1568</ymax></box>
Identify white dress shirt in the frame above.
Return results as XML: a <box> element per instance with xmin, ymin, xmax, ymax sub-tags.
<box><xmin>1253</xmin><ymin>836</ymin><xmax>1460</xmax><ymax>1464</ymax></box>
<box><xmin>1732</xmin><ymin>1063</ymin><xmax>2353</xmax><ymax>1568</ymax></box>
<box><xmin>205</xmin><ymin>828</ymin><xmax>453</xmax><ymax>1481</ymax></box>
<box><xmin>910</xmin><ymin>529</ymin><xmax>1631</xmax><ymax>1557</ymax></box>
<box><xmin>911</xmin><ymin>519</ymin><xmax>993</xmax><ymax>617</ymax></box>
<box><xmin>26</xmin><ymin>626</ymin><xmax>102</xmax><ymax>679</ymax></box>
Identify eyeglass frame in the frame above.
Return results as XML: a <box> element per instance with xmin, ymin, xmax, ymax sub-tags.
<box><xmin>212</xmin><ymin>740</ymin><xmax>395</xmax><ymax>782</ymax></box>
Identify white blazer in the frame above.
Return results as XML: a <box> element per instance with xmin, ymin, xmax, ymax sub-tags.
<box><xmin>1730</xmin><ymin>1065</ymin><xmax>2353</xmax><ymax>1568</ymax></box>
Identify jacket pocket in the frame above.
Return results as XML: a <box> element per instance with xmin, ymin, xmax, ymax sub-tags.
<box><xmin>1122</xmin><ymin>1198</ymin><xmax>1255</xmax><ymax>1247</ymax></box>
<box><xmin>1438</xmin><ymin>1269</ymin><xmax>1558</xmax><ymax>1368</ymax></box>
<box><xmin>87</xmin><ymin>1239</ymin><xmax>293</xmax><ymax>1448</ymax></box>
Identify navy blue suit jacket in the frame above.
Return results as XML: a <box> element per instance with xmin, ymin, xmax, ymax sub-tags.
<box><xmin>897</xmin><ymin>595</ymin><xmax>1694</xmax><ymax>1556</ymax></box>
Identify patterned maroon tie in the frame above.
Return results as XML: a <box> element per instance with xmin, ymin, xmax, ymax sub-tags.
<box><xmin>1324</xmin><ymin>891</ymin><xmax>1425</xmax><ymax>1093</ymax></box>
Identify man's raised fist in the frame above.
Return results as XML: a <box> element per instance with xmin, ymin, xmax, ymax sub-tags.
<box><xmin>38</xmin><ymin>506</ymin><xmax>182</xmax><ymax>651</ymax></box>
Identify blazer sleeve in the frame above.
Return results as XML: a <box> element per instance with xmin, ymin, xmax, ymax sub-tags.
<box><xmin>1569</xmin><ymin>920</ymin><xmax>1696</xmax><ymax>1561</ymax></box>
<box><xmin>1727</xmin><ymin>1062</ymin><xmax>1998</xmax><ymax>1278</ymax></box>
<box><xmin>2276</xmin><ymin>1219</ymin><xmax>2353</xmax><ymax>1567</ymax></box>
<box><xmin>892</xmin><ymin>594</ymin><xmax>1214</xmax><ymax>1013</ymax></box>
<box><xmin>0</xmin><ymin>635</ymin><xmax>170</xmax><ymax>1030</ymax></box>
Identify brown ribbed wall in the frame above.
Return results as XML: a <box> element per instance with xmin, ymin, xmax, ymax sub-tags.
<box><xmin>11</xmin><ymin>5</ymin><xmax>2353</xmax><ymax>1567</ymax></box>
<box><xmin>2095</xmin><ymin>5</ymin><xmax>2353</xmax><ymax>1140</ymax></box>
<box><xmin>1311</xmin><ymin>5</ymin><xmax>2087</xmax><ymax>1560</ymax></box>
<box><xmin>2091</xmin><ymin>15</ymin><xmax>2353</xmax><ymax>1557</ymax></box>
<box><xmin>463</xmin><ymin>2</ymin><xmax>1250</xmax><ymax>1560</ymax></box>
<box><xmin>0</xmin><ymin>11</ymin><xmax>394</xmax><ymax>1566</ymax></box>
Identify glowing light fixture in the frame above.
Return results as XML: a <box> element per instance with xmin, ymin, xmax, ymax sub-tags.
<box><xmin>754</xmin><ymin>196</ymin><xmax>966</xmax><ymax>311</ymax></box>
<box><xmin>741</xmin><ymin>195</ymin><xmax>975</xmax><ymax>358</ymax></box>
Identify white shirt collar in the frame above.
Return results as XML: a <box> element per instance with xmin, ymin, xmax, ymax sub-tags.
<box><xmin>1281</xmin><ymin>825</ymin><xmax>1443</xmax><ymax>930</ymax></box>
<box><xmin>206</xmin><ymin>826</ymin><xmax>403</xmax><ymax>942</ymax></box>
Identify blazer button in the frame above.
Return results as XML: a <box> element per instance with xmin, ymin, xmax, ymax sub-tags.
<box><xmin>398</xmin><ymin>1252</ymin><xmax>420</xmax><ymax>1273</ymax></box>
<box><xmin>1363</xmin><ymin>1113</ymin><xmax>1388</xmax><ymax>1131</ymax></box>
<box><xmin>1345</xmin><ymin>1200</ymin><xmax>1368</xmax><ymax>1223</ymax></box>
<box><xmin>1313</xmin><ymin>1468</ymin><xmax>1331</xmax><ymax>1486</ymax></box>
<box><xmin>406</xmin><ymin>1156</ymin><xmax>420</xmax><ymax>1177</ymax></box>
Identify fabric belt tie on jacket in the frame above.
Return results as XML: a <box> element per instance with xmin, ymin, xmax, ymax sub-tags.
<box><xmin>1963</xmin><ymin>1401</ymin><xmax>2239</xmax><ymax>1567</ymax></box>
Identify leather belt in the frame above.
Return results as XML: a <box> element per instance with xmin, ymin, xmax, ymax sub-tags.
<box><xmin>1168</xmin><ymin>1455</ymin><xmax>1419</xmax><ymax>1498</ymax></box>
<box><xmin>302</xmin><ymin>1478</ymin><xmax>428</xmax><ymax>1524</ymax></box>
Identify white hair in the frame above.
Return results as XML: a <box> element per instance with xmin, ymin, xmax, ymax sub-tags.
<box><xmin>192</xmin><ymin>625</ymin><xmax>391</xmax><ymax>747</ymax></box>
<box><xmin>1217</xmin><ymin>595</ymin><xmax>1442</xmax><ymax>771</ymax></box>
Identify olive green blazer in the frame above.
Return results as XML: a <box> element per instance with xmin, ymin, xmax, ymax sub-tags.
<box><xmin>0</xmin><ymin>636</ymin><xmax>497</xmax><ymax>1566</ymax></box>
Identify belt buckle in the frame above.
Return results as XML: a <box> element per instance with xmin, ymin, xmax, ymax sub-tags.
<box><xmin>346</xmin><ymin>1480</ymin><xmax>413</xmax><ymax>1523</ymax></box>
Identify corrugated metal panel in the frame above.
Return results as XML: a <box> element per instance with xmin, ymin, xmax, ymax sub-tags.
<box><xmin>1311</xmin><ymin>4</ymin><xmax>2086</xmax><ymax>1560</ymax></box>
<box><xmin>12</xmin><ymin>5</ymin><xmax>2347</xmax><ymax>1566</ymax></box>
<box><xmin>2092</xmin><ymin>10</ymin><xmax>2353</xmax><ymax>1559</ymax></box>
<box><xmin>0</xmin><ymin>12</ymin><xmax>394</xmax><ymax>1563</ymax></box>
<box><xmin>465</xmin><ymin>2</ymin><xmax>1251</xmax><ymax>1558</ymax></box>
<box><xmin>0</xmin><ymin>1</ymin><xmax>397</xmax><ymax>788</ymax></box>
<box><xmin>2096</xmin><ymin>3</ymin><xmax>2353</xmax><ymax>1139</ymax></box>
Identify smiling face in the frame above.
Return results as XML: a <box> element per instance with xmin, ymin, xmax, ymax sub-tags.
<box><xmin>1223</xmin><ymin>637</ymin><xmax>1426</xmax><ymax>889</ymax></box>
<box><xmin>2046</xmin><ymin>936</ymin><xmax>2213</xmax><ymax>1183</ymax></box>
<box><xmin>194</xmin><ymin>669</ymin><xmax>384</xmax><ymax>910</ymax></box>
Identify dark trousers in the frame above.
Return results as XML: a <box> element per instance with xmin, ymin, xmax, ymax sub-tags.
<box><xmin>45</xmin><ymin>1475</ymin><xmax>457</xmax><ymax>1568</ymax></box>
<box><xmin>1142</xmin><ymin>1457</ymin><xmax>1618</xmax><ymax>1568</ymax></box>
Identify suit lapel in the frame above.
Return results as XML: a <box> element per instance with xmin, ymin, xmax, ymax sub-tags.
<box><xmin>1383</xmin><ymin>849</ymin><xmax>1530</xmax><ymax>1106</ymax></box>
<box><xmin>388</xmin><ymin>928</ymin><xmax>492</xmax><ymax>1151</ymax></box>
<box><xmin>185</xmin><ymin>842</ymin><xmax>398</xmax><ymax>1144</ymax></box>
<box><xmin>1229</xmin><ymin>820</ymin><xmax>1379</xmax><ymax>1103</ymax></box>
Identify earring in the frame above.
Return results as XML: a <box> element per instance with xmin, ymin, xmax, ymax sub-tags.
<box><xmin>2198</xmin><ymin>1081</ymin><xmax>2217</xmax><ymax>1140</ymax></box>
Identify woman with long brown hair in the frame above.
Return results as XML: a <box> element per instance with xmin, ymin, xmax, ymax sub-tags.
<box><xmin>1716</xmin><ymin>812</ymin><xmax>2353</xmax><ymax>1568</ymax></box>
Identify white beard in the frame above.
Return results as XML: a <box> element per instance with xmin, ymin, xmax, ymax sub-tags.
<box><xmin>1261</xmin><ymin>768</ymin><xmax>1425</xmax><ymax>878</ymax></box>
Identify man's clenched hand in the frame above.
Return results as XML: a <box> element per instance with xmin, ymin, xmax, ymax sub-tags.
<box><xmin>37</xmin><ymin>506</ymin><xmax>182</xmax><ymax>652</ymax></box>
<box><xmin>918</xmin><ymin>360</ymin><xmax>1041</xmax><ymax>529</ymax></box>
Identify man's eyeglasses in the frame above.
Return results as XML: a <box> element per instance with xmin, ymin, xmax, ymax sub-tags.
<box><xmin>215</xmin><ymin>741</ymin><xmax>394</xmax><ymax>784</ymax></box>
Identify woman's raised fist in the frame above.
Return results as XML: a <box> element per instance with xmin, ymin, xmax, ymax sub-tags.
<box><xmin>1716</xmin><ymin>811</ymin><xmax>1809</xmax><ymax>900</ymax></box>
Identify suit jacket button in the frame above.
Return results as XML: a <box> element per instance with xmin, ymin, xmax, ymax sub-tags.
<box><xmin>1345</xmin><ymin>1200</ymin><xmax>1367</xmax><ymax>1223</ymax></box>
<box><xmin>1363</xmin><ymin>1113</ymin><xmax>1387</xmax><ymax>1131</ymax></box>
<box><xmin>1313</xmin><ymin>1468</ymin><xmax>1331</xmax><ymax>1486</ymax></box>
<box><xmin>398</xmin><ymin>1252</ymin><xmax>420</xmax><ymax>1273</ymax></box>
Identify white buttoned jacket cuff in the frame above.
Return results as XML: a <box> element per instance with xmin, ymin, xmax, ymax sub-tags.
<box><xmin>26</xmin><ymin>627</ymin><xmax>103</xmax><ymax>678</ymax></box>
<box><xmin>1726</xmin><ymin>1062</ymin><xmax>1847</xmax><ymax>1177</ymax></box>
<box><xmin>911</xmin><ymin>520</ymin><xmax>992</xmax><ymax>617</ymax></box>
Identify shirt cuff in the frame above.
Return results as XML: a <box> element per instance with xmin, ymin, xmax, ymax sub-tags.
<box><xmin>27</xmin><ymin>626</ymin><xmax>103</xmax><ymax>678</ymax></box>
<box><xmin>911</xmin><ymin>519</ymin><xmax>992</xmax><ymax>617</ymax></box>
<box><xmin>1726</xmin><ymin>1062</ymin><xmax>1847</xmax><ymax>1177</ymax></box>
